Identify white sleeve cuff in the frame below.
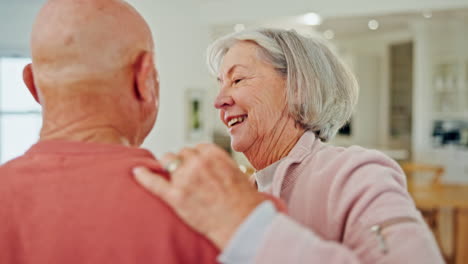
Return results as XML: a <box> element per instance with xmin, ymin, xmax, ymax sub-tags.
<box><xmin>217</xmin><ymin>200</ymin><xmax>278</xmax><ymax>264</ymax></box>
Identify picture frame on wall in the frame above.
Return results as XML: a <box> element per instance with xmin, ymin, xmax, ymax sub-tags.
<box><xmin>185</xmin><ymin>89</ymin><xmax>207</xmax><ymax>142</ymax></box>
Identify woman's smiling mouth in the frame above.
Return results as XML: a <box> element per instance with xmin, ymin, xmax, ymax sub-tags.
<box><xmin>227</xmin><ymin>115</ymin><xmax>248</xmax><ymax>127</ymax></box>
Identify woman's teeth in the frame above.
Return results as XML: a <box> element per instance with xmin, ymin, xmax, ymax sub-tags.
<box><xmin>228</xmin><ymin>116</ymin><xmax>247</xmax><ymax>127</ymax></box>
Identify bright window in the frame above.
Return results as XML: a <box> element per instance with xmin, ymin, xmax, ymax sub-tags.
<box><xmin>0</xmin><ymin>57</ymin><xmax>42</xmax><ymax>163</ymax></box>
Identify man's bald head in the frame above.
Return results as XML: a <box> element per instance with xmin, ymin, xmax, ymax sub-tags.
<box><xmin>25</xmin><ymin>0</ymin><xmax>160</xmax><ymax>146</ymax></box>
<box><xmin>31</xmin><ymin>0</ymin><xmax>154</xmax><ymax>89</ymax></box>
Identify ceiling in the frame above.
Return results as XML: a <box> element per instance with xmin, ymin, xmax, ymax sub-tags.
<box><xmin>211</xmin><ymin>8</ymin><xmax>468</xmax><ymax>40</ymax></box>
<box><xmin>317</xmin><ymin>8</ymin><xmax>468</xmax><ymax>38</ymax></box>
<box><xmin>199</xmin><ymin>0</ymin><xmax>468</xmax><ymax>24</ymax></box>
<box><xmin>1</xmin><ymin>0</ymin><xmax>467</xmax><ymax>41</ymax></box>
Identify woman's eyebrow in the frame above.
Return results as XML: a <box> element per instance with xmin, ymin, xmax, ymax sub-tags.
<box><xmin>218</xmin><ymin>64</ymin><xmax>249</xmax><ymax>82</ymax></box>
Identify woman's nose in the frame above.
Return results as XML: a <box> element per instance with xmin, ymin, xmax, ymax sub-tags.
<box><xmin>214</xmin><ymin>90</ymin><xmax>234</xmax><ymax>109</ymax></box>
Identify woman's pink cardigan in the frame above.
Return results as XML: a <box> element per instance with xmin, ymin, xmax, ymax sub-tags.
<box><xmin>254</xmin><ymin>131</ymin><xmax>444</xmax><ymax>263</ymax></box>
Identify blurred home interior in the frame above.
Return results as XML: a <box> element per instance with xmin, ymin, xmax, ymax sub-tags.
<box><xmin>0</xmin><ymin>0</ymin><xmax>467</xmax><ymax>263</ymax></box>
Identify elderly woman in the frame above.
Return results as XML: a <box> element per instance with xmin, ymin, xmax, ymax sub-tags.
<box><xmin>133</xmin><ymin>28</ymin><xmax>443</xmax><ymax>263</ymax></box>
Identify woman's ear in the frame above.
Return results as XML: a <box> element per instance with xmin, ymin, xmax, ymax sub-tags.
<box><xmin>23</xmin><ymin>64</ymin><xmax>41</xmax><ymax>104</ymax></box>
<box><xmin>135</xmin><ymin>52</ymin><xmax>159</xmax><ymax>104</ymax></box>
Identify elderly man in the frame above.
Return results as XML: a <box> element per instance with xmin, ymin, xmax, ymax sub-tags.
<box><xmin>0</xmin><ymin>0</ymin><xmax>217</xmax><ymax>263</ymax></box>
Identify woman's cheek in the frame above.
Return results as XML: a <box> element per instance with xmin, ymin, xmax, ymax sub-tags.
<box><xmin>219</xmin><ymin>110</ymin><xmax>224</xmax><ymax>122</ymax></box>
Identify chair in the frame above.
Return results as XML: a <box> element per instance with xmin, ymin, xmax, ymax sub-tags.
<box><xmin>400</xmin><ymin>162</ymin><xmax>451</xmax><ymax>262</ymax></box>
<box><xmin>400</xmin><ymin>162</ymin><xmax>444</xmax><ymax>188</ymax></box>
<box><xmin>401</xmin><ymin>162</ymin><xmax>443</xmax><ymax>233</ymax></box>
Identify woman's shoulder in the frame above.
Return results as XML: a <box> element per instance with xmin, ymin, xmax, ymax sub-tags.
<box><xmin>308</xmin><ymin>143</ymin><xmax>402</xmax><ymax>173</ymax></box>
<box><xmin>295</xmin><ymin>142</ymin><xmax>410</xmax><ymax>214</ymax></box>
<box><xmin>291</xmin><ymin>142</ymin><xmax>406</xmax><ymax>191</ymax></box>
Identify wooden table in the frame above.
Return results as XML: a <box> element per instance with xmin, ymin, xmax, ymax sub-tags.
<box><xmin>409</xmin><ymin>184</ymin><xmax>468</xmax><ymax>264</ymax></box>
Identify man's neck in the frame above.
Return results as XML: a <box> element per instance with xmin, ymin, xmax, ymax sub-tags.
<box><xmin>40</xmin><ymin>120</ymin><xmax>133</xmax><ymax>146</ymax></box>
<box><xmin>38</xmin><ymin>93</ymin><xmax>139</xmax><ymax>146</ymax></box>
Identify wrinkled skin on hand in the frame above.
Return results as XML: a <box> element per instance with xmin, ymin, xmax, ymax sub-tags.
<box><xmin>134</xmin><ymin>143</ymin><xmax>267</xmax><ymax>249</ymax></box>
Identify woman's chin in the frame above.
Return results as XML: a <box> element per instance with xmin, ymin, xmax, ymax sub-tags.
<box><xmin>230</xmin><ymin>138</ymin><xmax>249</xmax><ymax>153</ymax></box>
<box><xmin>230</xmin><ymin>142</ymin><xmax>244</xmax><ymax>153</ymax></box>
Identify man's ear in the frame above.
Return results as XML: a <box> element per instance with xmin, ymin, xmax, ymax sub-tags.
<box><xmin>135</xmin><ymin>52</ymin><xmax>159</xmax><ymax>104</ymax></box>
<box><xmin>23</xmin><ymin>64</ymin><xmax>41</xmax><ymax>104</ymax></box>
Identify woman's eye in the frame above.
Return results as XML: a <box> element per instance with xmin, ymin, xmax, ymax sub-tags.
<box><xmin>234</xmin><ymin>79</ymin><xmax>243</xmax><ymax>84</ymax></box>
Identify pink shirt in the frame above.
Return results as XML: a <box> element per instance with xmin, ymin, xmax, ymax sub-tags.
<box><xmin>254</xmin><ymin>131</ymin><xmax>443</xmax><ymax>263</ymax></box>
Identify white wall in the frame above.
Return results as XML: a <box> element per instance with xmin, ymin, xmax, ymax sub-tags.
<box><xmin>0</xmin><ymin>2</ymin><xmax>44</xmax><ymax>56</ymax></box>
<box><xmin>127</xmin><ymin>0</ymin><xmax>214</xmax><ymax>156</ymax></box>
<box><xmin>331</xmin><ymin>31</ymin><xmax>411</xmax><ymax>150</ymax></box>
<box><xmin>352</xmin><ymin>54</ymin><xmax>382</xmax><ymax>147</ymax></box>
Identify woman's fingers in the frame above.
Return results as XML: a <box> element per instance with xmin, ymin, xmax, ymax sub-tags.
<box><xmin>195</xmin><ymin>143</ymin><xmax>243</xmax><ymax>184</ymax></box>
<box><xmin>133</xmin><ymin>167</ymin><xmax>173</xmax><ymax>202</ymax></box>
<box><xmin>195</xmin><ymin>143</ymin><xmax>231</xmax><ymax>162</ymax></box>
<box><xmin>132</xmin><ymin>144</ymin><xmax>267</xmax><ymax>249</ymax></box>
<box><xmin>159</xmin><ymin>152</ymin><xmax>178</xmax><ymax>168</ymax></box>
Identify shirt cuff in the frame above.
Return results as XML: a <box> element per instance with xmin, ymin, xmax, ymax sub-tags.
<box><xmin>217</xmin><ymin>200</ymin><xmax>278</xmax><ymax>264</ymax></box>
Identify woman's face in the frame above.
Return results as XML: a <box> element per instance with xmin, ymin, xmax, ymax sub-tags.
<box><xmin>214</xmin><ymin>41</ymin><xmax>290</xmax><ymax>153</ymax></box>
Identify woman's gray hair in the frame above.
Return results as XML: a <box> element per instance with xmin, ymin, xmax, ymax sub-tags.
<box><xmin>207</xmin><ymin>28</ymin><xmax>359</xmax><ymax>141</ymax></box>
